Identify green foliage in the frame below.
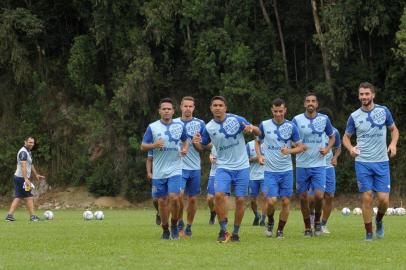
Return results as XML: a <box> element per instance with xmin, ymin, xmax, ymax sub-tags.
<box><xmin>86</xmin><ymin>156</ymin><xmax>121</xmax><ymax>196</ymax></box>
<box><xmin>395</xmin><ymin>8</ymin><xmax>406</xmax><ymax>61</ymax></box>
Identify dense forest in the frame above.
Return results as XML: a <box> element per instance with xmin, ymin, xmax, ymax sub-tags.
<box><xmin>1</xmin><ymin>0</ymin><xmax>406</xmax><ymax>201</ymax></box>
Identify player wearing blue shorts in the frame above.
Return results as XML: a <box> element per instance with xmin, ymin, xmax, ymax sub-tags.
<box><xmin>246</xmin><ymin>140</ymin><xmax>266</xmax><ymax>226</ymax></box>
<box><xmin>174</xmin><ymin>96</ymin><xmax>205</xmax><ymax>237</ymax></box>
<box><xmin>257</xmin><ymin>98</ymin><xmax>303</xmax><ymax>238</ymax></box>
<box><xmin>141</xmin><ymin>98</ymin><xmax>189</xmax><ymax>240</ymax></box>
<box><xmin>207</xmin><ymin>146</ymin><xmax>217</xmax><ymax>225</ymax></box>
<box><xmin>146</xmin><ymin>151</ymin><xmax>160</xmax><ymax>225</ymax></box>
<box><xmin>293</xmin><ymin>93</ymin><xmax>335</xmax><ymax>237</ymax></box>
<box><xmin>5</xmin><ymin>137</ymin><xmax>45</xmax><ymax>222</ymax></box>
<box><xmin>193</xmin><ymin>96</ymin><xmax>260</xmax><ymax>243</ymax></box>
<box><xmin>343</xmin><ymin>82</ymin><xmax>399</xmax><ymax>241</ymax></box>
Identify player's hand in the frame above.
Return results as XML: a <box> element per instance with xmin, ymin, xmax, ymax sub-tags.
<box><xmin>209</xmin><ymin>154</ymin><xmax>216</xmax><ymax>164</ymax></box>
<box><xmin>302</xmin><ymin>144</ymin><xmax>308</xmax><ymax>152</ymax></box>
<box><xmin>387</xmin><ymin>143</ymin><xmax>397</xmax><ymax>158</ymax></box>
<box><xmin>349</xmin><ymin>146</ymin><xmax>360</xmax><ymax>157</ymax></box>
<box><xmin>147</xmin><ymin>172</ymin><xmax>152</xmax><ymax>180</ymax></box>
<box><xmin>281</xmin><ymin>146</ymin><xmax>290</xmax><ymax>155</ymax></box>
<box><xmin>331</xmin><ymin>157</ymin><xmax>338</xmax><ymax>167</ymax></box>
<box><xmin>192</xmin><ymin>133</ymin><xmax>202</xmax><ymax>144</ymax></box>
<box><xmin>319</xmin><ymin>147</ymin><xmax>328</xmax><ymax>156</ymax></box>
<box><xmin>24</xmin><ymin>179</ymin><xmax>32</xmax><ymax>185</ymax></box>
<box><xmin>154</xmin><ymin>139</ymin><xmax>165</xmax><ymax>149</ymax></box>
<box><xmin>258</xmin><ymin>155</ymin><xmax>265</xmax><ymax>165</ymax></box>
<box><xmin>180</xmin><ymin>147</ymin><xmax>188</xmax><ymax>156</ymax></box>
<box><xmin>242</xmin><ymin>123</ymin><xmax>254</xmax><ymax>134</ymax></box>
<box><xmin>37</xmin><ymin>175</ymin><xmax>45</xmax><ymax>181</ymax></box>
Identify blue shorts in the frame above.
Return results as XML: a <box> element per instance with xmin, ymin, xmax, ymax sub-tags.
<box><xmin>152</xmin><ymin>175</ymin><xmax>182</xmax><ymax>198</ymax></box>
<box><xmin>14</xmin><ymin>176</ymin><xmax>33</xmax><ymax>198</ymax></box>
<box><xmin>207</xmin><ymin>176</ymin><xmax>215</xmax><ymax>196</ymax></box>
<box><xmin>325</xmin><ymin>167</ymin><xmax>336</xmax><ymax>194</ymax></box>
<box><xmin>214</xmin><ymin>168</ymin><xmax>249</xmax><ymax>197</ymax></box>
<box><xmin>181</xmin><ymin>169</ymin><xmax>201</xmax><ymax>196</ymax></box>
<box><xmin>264</xmin><ymin>170</ymin><xmax>293</xmax><ymax>198</ymax></box>
<box><xmin>249</xmin><ymin>180</ymin><xmax>264</xmax><ymax>197</ymax></box>
<box><xmin>355</xmin><ymin>161</ymin><xmax>390</xmax><ymax>193</ymax></box>
<box><xmin>296</xmin><ymin>167</ymin><xmax>326</xmax><ymax>194</ymax></box>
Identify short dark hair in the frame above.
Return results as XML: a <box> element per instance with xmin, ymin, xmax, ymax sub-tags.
<box><xmin>318</xmin><ymin>107</ymin><xmax>333</xmax><ymax>121</ymax></box>
<box><xmin>159</xmin><ymin>98</ymin><xmax>174</xmax><ymax>108</ymax></box>
<box><xmin>25</xmin><ymin>136</ymin><xmax>35</xmax><ymax>142</ymax></box>
<box><xmin>272</xmin><ymin>98</ymin><xmax>286</xmax><ymax>107</ymax></box>
<box><xmin>210</xmin><ymin>96</ymin><xmax>227</xmax><ymax>106</ymax></box>
<box><xmin>305</xmin><ymin>92</ymin><xmax>317</xmax><ymax>100</ymax></box>
<box><xmin>358</xmin><ymin>82</ymin><xmax>375</xmax><ymax>93</ymax></box>
<box><xmin>181</xmin><ymin>96</ymin><xmax>195</xmax><ymax>104</ymax></box>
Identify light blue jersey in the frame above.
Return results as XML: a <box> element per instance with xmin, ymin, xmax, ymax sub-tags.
<box><xmin>258</xmin><ymin>119</ymin><xmax>301</xmax><ymax>172</ymax></box>
<box><xmin>174</xmin><ymin>117</ymin><xmax>205</xmax><ymax>170</ymax></box>
<box><xmin>324</xmin><ymin>127</ymin><xmax>341</xmax><ymax>168</ymax></box>
<box><xmin>142</xmin><ymin>120</ymin><xmax>188</xmax><ymax>179</ymax></box>
<box><xmin>15</xmin><ymin>146</ymin><xmax>33</xmax><ymax>178</ymax></box>
<box><xmin>201</xmin><ymin>113</ymin><xmax>250</xmax><ymax>170</ymax></box>
<box><xmin>246</xmin><ymin>140</ymin><xmax>264</xmax><ymax>180</ymax></box>
<box><xmin>293</xmin><ymin>113</ymin><xmax>334</xmax><ymax>168</ymax></box>
<box><xmin>209</xmin><ymin>146</ymin><xmax>217</xmax><ymax>177</ymax></box>
<box><xmin>345</xmin><ymin>104</ymin><xmax>394</xmax><ymax>162</ymax></box>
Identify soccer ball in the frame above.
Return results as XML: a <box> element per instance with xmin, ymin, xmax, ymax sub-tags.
<box><xmin>386</xmin><ymin>207</ymin><xmax>395</xmax><ymax>216</ymax></box>
<box><xmin>373</xmin><ymin>207</ymin><xmax>378</xmax><ymax>216</ymax></box>
<box><xmin>94</xmin><ymin>211</ymin><xmax>104</xmax><ymax>220</ymax></box>
<box><xmin>83</xmin><ymin>210</ymin><xmax>94</xmax><ymax>220</ymax></box>
<box><xmin>44</xmin><ymin>210</ymin><xmax>54</xmax><ymax>220</ymax></box>
<box><xmin>352</xmin><ymin>207</ymin><xmax>362</xmax><ymax>215</ymax></box>
<box><xmin>395</xmin><ymin>207</ymin><xmax>405</xmax><ymax>216</ymax></box>
<box><xmin>341</xmin><ymin>207</ymin><xmax>351</xmax><ymax>216</ymax></box>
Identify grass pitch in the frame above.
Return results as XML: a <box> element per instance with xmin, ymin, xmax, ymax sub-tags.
<box><xmin>1</xmin><ymin>209</ymin><xmax>405</xmax><ymax>270</ymax></box>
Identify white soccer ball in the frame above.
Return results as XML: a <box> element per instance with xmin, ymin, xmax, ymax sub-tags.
<box><xmin>352</xmin><ymin>207</ymin><xmax>362</xmax><ymax>215</ymax></box>
<box><xmin>83</xmin><ymin>210</ymin><xmax>94</xmax><ymax>220</ymax></box>
<box><xmin>386</xmin><ymin>207</ymin><xmax>395</xmax><ymax>216</ymax></box>
<box><xmin>373</xmin><ymin>207</ymin><xmax>378</xmax><ymax>216</ymax></box>
<box><xmin>44</xmin><ymin>210</ymin><xmax>54</xmax><ymax>220</ymax></box>
<box><xmin>341</xmin><ymin>207</ymin><xmax>351</xmax><ymax>216</ymax></box>
<box><xmin>395</xmin><ymin>207</ymin><xmax>405</xmax><ymax>216</ymax></box>
<box><xmin>94</xmin><ymin>211</ymin><xmax>104</xmax><ymax>220</ymax></box>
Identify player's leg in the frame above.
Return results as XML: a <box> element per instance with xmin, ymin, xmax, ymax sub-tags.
<box><xmin>153</xmin><ymin>198</ymin><xmax>160</xmax><ymax>225</ymax></box>
<box><xmin>259</xmin><ymin>185</ymin><xmax>267</xmax><ymax>226</ymax></box>
<box><xmin>214</xmin><ymin>168</ymin><xmax>232</xmax><ymax>242</ymax></box>
<box><xmin>310</xmin><ymin>167</ymin><xmax>326</xmax><ymax>236</ymax></box>
<box><xmin>249</xmin><ymin>180</ymin><xmax>260</xmax><ymax>226</ymax></box>
<box><xmin>263</xmin><ymin>171</ymin><xmax>279</xmax><ymax>237</ymax></box>
<box><xmin>296</xmin><ymin>168</ymin><xmax>312</xmax><ymax>236</ymax></box>
<box><xmin>207</xmin><ymin>176</ymin><xmax>216</xmax><ymax>224</ymax></box>
<box><xmin>26</xmin><ymin>197</ymin><xmax>40</xmax><ymax>221</ymax></box>
<box><xmin>168</xmin><ymin>175</ymin><xmax>181</xmax><ymax>240</ymax></box>
<box><xmin>231</xmin><ymin>168</ymin><xmax>250</xmax><ymax>241</ymax></box>
<box><xmin>321</xmin><ymin>167</ymin><xmax>336</xmax><ymax>233</ymax></box>
<box><xmin>177</xmin><ymin>171</ymin><xmax>188</xmax><ymax>234</ymax></box>
<box><xmin>6</xmin><ymin>198</ymin><xmax>20</xmax><ymax>221</ymax></box>
<box><xmin>373</xmin><ymin>161</ymin><xmax>391</xmax><ymax>239</ymax></box>
<box><xmin>277</xmin><ymin>170</ymin><xmax>293</xmax><ymax>238</ymax></box>
<box><xmin>184</xmin><ymin>170</ymin><xmax>201</xmax><ymax>236</ymax></box>
<box><xmin>308</xmin><ymin>191</ymin><xmax>315</xmax><ymax>229</ymax></box>
<box><xmin>153</xmin><ymin>179</ymin><xmax>170</xmax><ymax>239</ymax></box>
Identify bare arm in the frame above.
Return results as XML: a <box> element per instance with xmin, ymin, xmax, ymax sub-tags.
<box><xmin>180</xmin><ymin>140</ymin><xmax>189</xmax><ymax>156</ymax></box>
<box><xmin>141</xmin><ymin>139</ymin><xmax>164</xmax><ymax>152</ymax></box>
<box><xmin>331</xmin><ymin>147</ymin><xmax>341</xmax><ymax>167</ymax></box>
<box><xmin>387</xmin><ymin>124</ymin><xmax>399</xmax><ymax>158</ymax></box>
<box><xmin>31</xmin><ymin>165</ymin><xmax>45</xmax><ymax>181</ymax></box>
<box><xmin>320</xmin><ymin>134</ymin><xmax>335</xmax><ymax>156</ymax></box>
<box><xmin>342</xmin><ymin>133</ymin><xmax>359</xmax><ymax>157</ymax></box>
<box><xmin>146</xmin><ymin>157</ymin><xmax>153</xmax><ymax>180</ymax></box>
<box><xmin>255</xmin><ymin>140</ymin><xmax>265</xmax><ymax>165</ymax></box>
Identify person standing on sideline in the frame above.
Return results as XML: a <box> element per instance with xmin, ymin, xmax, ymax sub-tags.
<box><xmin>5</xmin><ymin>136</ymin><xmax>45</xmax><ymax>222</ymax></box>
<box><xmin>343</xmin><ymin>82</ymin><xmax>398</xmax><ymax>241</ymax></box>
<box><xmin>141</xmin><ymin>98</ymin><xmax>189</xmax><ymax>240</ymax></box>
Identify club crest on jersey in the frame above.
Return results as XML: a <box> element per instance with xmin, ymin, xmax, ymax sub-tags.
<box><xmin>308</xmin><ymin>116</ymin><xmax>326</xmax><ymax>137</ymax></box>
<box><xmin>274</xmin><ymin>122</ymin><xmax>293</xmax><ymax>143</ymax></box>
<box><xmin>185</xmin><ymin>120</ymin><xmax>201</xmax><ymax>138</ymax></box>
<box><xmin>366</xmin><ymin>107</ymin><xmax>386</xmax><ymax>129</ymax></box>
<box><xmin>219</xmin><ymin>116</ymin><xmax>241</xmax><ymax>139</ymax></box>
<box><xmin>165</xmin><ymin>123</ymin><xmax>183</xmax><ymax>144</ymax></box>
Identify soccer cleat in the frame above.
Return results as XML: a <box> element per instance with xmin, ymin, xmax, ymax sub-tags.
<box><xmin>30</xmin><ymin>215</ymin><xmax>40</xmax><ymax>222</ymax></box>
<box><xmin>314</xmin><ymin>223</ymin><xmax>322</xmax><ymax>236</ymax></box>
<box><xmin>185</xmin><ymin>226</ymin><xmax>192</xmax><ymax>237</ymax></box>
<box><xmin>259</xmin><ymin>220</ymin><xmax>266</xmax><ymax>226</ymax></box>
<box><xmin>162</xmin><ymin>230</ymin><xmax>170</xmax><ymax>240</ymax></box>
<box><xmin>155</xmin><ymin>213</ymin><xmax>161</xmax><ymax>226</ymax></box>
<box><xmin>178</xmin><ymin>220</ymin><xmax>185</xmax><ymax>237</ymax></box>
<box><xmin>231</xmin><ymin>234</ymin><xmax>240</xmax><ymax>242</ymax></box>
<box><xmin>276</xmin><ymin>230</ymin><xmax>284</xmax><ymax>239</ymax></box>
<box><xmin>265</xmin><ymin>223</ymin><xmax>274</xmax><ymax>237</ymax></box>
<box><xmin>304</xmin><ymin>229</ymin><xmax>313</xmax><ymax>237</ymax></box>
<box><xmin>171</xmin><ymin>225</ymin><xmax>179</xmax><ymax>240</ymax></box>
<box><xmin>5</xmin><ymin>214</ymin><xmax>16</xmax><ymax>222</ymax></box>
<box><xmin>321</xmin><ymin>225</ymin><xmax>330</xmax><ymax>234</ymax></box>
<box><xmin>217</xmin><ymin>230</ymin><xmax>231</xmax><ymax>243</ymax></box>
<box><xmin>252</xmin><ymin>215</ymin><xmax>260</xmax><ymax>226</ymax></box>
<box><xmin>376</xmin><ymin>221</ymin><xmax>384</xmax><ymax>239</ymax></box>
<box><xmin>365</xmin><ymin>232</ymin><xmax>373</xmax><ymax>241</ymax></box>
<box><xmin>209</xmin><ymin>212</ymin><xmax>216</xmax><ymax>225</ymax></box>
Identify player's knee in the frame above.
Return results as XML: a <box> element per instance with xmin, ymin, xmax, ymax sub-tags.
<box><xmin>299</xmin><ymin>192</ymin><xmax>307</xmax><ymax>201</ymax></box>
<box><xmin>235</xmin><ymin>197</ymin><xmax>245</xmax><ymax>205</ymax></box>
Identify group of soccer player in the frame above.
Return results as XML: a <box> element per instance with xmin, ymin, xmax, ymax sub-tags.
<box><xmin>141</xmin><ymin>82</ymin><xmax>398</xmax><ymax>242</ymax></box>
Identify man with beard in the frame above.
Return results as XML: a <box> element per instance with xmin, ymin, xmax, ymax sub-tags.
<box><xmin>292</xmin><ymin>93</ymin><xmax>335</xmax><ymax>237</ymax></box>
<box><xmin>343</xmin><ymin>82</ymin><xmax>398</xmax><ymax>241</ymax></box>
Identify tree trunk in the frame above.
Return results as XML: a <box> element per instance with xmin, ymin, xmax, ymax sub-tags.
<box><xmin>356</xmin><ymin>30</ymin><xmax>364</xmax><ymax>64</ymax></box>
<box><xmin>305</xmin><ymin>40</ymin><xmax>309</xmax><ymax>82</ymax></box>
<box><xmin>294</xmin><ymin>42</ymin><xmax>298</xmax><ymax>84</ymax></box>
<box><xmin>258</xmin><ymin>0</ymin><xmax>276</xmax><ymax>50</ymax></box>
<box><xmin>272</xmin><ymin>0</ymin><xmax>289</xmax><ymax>84</ymax></box>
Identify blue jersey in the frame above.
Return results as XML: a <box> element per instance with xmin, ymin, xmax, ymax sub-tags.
<box><xmin>174</xmin><ymin>117</ymin><xmax>205</xmax><ymax>170</ymax></box>
<box><xmin>142</xmin><ymin>119</ymin><xmax>188</xmax><ymax>179</ymax></box>
<box><xmin>201</xmin><ymin>113</ymin><xmax>250</xmax><ymax>170</ymax></box>
<box><xmin>246</xmin><ymin>140</ymin><xmax>264</xmax><ymax>180</ymax></box>
<box><xmin>293</xmin><ymin>113</ymin><xmax>334</xmax><ymax>168</ymax></box>
<box><xmin>345</xmin><ymin>104</ymin><xmax>394</xmax><ymax>162</ymax></box>
<box><xmin>324</xmin><ymin>127</ymin><xmax>341</xmax><ymax>168</ymax></box>
<box><xmin>209</xmin><ymin>146</ymin><xmax>217</xmax><ymax>177</ymax></box>
<box><xmin>258</xmin><ymin>119</ymin><xmax>301</xmax><ymax>172</ymax></box>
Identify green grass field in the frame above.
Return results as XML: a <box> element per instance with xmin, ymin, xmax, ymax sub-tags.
<box><xmin>1</xmin><ymin>209</ymin><xmax>406</xmax><ymax>270</ymax></box>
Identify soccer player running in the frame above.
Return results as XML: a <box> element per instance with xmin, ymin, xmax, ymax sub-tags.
<box><xmin>146</xmin><ymin>151</ymin><xmax>161</xmax><ymax>225</ymax></box>
<box><xmin>174</xmin><ymin>96</ymin><xmax>205</xmax><ymax>237</ymax></box>
<box><xmin>246</xmin><ymin>140</ymin><xmax>266</xmax><ymax>226</ymax></box>
<box><xmin>207</xmin><ymin>146</ymin><xmax>217</xmax><ymax>224</ymax></box>
<box><xmin>193</xmin><ymin>96</ymin><xmax>260</xmax><ymax>242</ymax></box>
<box><xmin>5</xmin><ymin>136</ymin><xmax>45</xmax><ymax>222</ymax></box>
<box><xmin>293</xmin><ymin>93</ymin><xmax>335</xmax><ymax>237</ymax></box>
<box><xmin>342</xmin><ymin>82</ymin><xmax>398</xmax><ymax>241</ymax></box>
<box><xmin>256</xmin><ymin>98</ymin><xmax>303</xmax><ymax>238</ymax></box>
<box><xmin>141</xmin><ymin>98</ymin><xmax>189</xmax><ymax>240</ymax></box>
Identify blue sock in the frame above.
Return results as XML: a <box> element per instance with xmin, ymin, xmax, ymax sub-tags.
<box><xmin>233</xmin><ymin>225</ymin><xmax>240</xmax><ymax>235</ymax></box>
<box><xmin>220</xmin><ymin>219</ymin><xmax>227</xmax><ymax>231</ymax></box>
